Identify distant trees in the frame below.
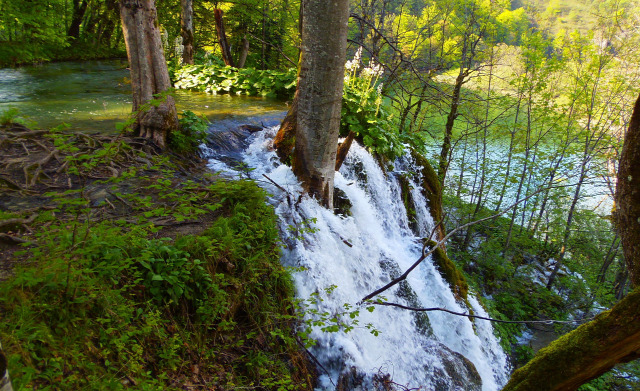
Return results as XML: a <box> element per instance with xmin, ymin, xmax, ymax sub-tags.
<box><xmin>180</xmin><ymin>0</ymin><xmax>194</xmax><ymax>64</ymax></box>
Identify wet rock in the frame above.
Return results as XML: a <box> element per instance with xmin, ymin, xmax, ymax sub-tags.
<box><xmin>378</xmin><ymin>256</ymin><xmax>433</xmax><ymax>336</ymax></box>
<box><xmin>336</xmin><ymin>367</ymin><xmax>366</xmax><ymax>391</ymax></box>
<box><xmin>334</xmin><ymin>188</ymin><xmax>352</xmax><ymax>217</ymax></box>
<box><xmin>426</xmin><ymin>342</ymin><xmax>482</xmax><ymax>391</ymax></box>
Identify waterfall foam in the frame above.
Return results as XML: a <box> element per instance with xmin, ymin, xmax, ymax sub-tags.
<box><xmin>204</xmin><ymin>126</ymin><xmax>509</xmax><ymax>390</ymax></box>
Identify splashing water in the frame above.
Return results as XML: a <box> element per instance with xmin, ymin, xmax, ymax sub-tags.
<box><xmin>203</xmin><ymin>126</ymin><xmax>510</xmax><ymax>390</ymax></box>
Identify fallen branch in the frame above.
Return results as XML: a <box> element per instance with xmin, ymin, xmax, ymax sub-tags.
<box><xmin>359</xmin><ymin>185</ymin><xmax>562</xmax><ymax>304</ymax></box>
<box><xmin>372</xmin><ymin>302</ymin><xmax>593</xmax><ymax>325</ymax></box>
<box><xmin>0</xmin><ymin>214</ymin><xmax>38</xmax><ymax>230</ymax></box>
<box><xmin>0</xmin><ymin>233</ymin><xmax>28</xmax><ymax>244</ymax></box>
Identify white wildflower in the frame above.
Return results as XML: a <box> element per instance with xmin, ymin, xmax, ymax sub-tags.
<box><xmin>361</xmin><ymin>67</ymin><xmax>375</xmax><ymax>78</ymax></box>
<box><xmin>354</xmin><ymin>46</ymin><xmax>362</xmax><ymax>63</ymax></box>
<box><xmin>376</xmin><ymin>83</ymin><xmax>383</xmax><ymax>94</ymax></box>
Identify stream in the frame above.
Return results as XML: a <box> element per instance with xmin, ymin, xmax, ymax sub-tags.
<box><xmin>0</xmin><ymin>60</ymin><xmax>286</xmax><ymax>132</ymax></box>
<box><xmin>2</xmin><ymin>60</ymin><xmax>512</xmax><ymax>390</ymax></box>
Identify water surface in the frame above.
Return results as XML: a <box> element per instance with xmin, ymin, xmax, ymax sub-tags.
<box><xmin>0</xmin><ymin>60</ymin><xmax>287</xmax><ymax>132</ymax></box>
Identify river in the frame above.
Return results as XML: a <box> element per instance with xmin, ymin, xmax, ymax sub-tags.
<box><xmin>0</xmin><ymin>60</ymin><xmax>286</xmax><ymax>132</ymax></box>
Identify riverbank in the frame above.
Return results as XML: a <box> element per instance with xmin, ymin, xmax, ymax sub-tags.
<box><xmin>0</xmin><ymin>123</ymin><xmax>314</xmax><ymax>390</ymax></box>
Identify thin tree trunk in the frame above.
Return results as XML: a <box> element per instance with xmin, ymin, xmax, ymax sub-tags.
<box><xmin>67</xmin><ymin>0</ymin><xmax>88</xmax><ymax>39</ymax></box>
<box><xmin>597</xmin><ymin>235</ymin><xmax>620</xmax><ymax>284</ymax></box>
<box><xmin>180</xmin><ymin>0</ymin><xmax>194</xmax><ymax>65</ymax></box>
<box><xmin>120</xmin><ymin>0</ymin><xmax>178</xmax><ymax>149</ymax></box>
<box><xmin>214</xmin><ymin>8</ymin><xmax>234</xmax><ymax>67</ymax></box>
<box><xmin>237</xmin><ymin>36</ymin><xmax>250</xmax><ymax>68</ymax></box>
<box><xmin>437</xmin><ymin>68</ymin><xmax>465</xmax><ymax>184</ymax></box>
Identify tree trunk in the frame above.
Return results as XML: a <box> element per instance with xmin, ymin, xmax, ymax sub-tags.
<box><xmin>67</xmin><ymin>0</ymin><xmax>88</xmax><ymax>39</ymax></box>
<box><xmin>292</xmin><ymin>0</ymin><xmax>349</xmax><ymax>209</ymax></box>
<box><xmin>237</xmin><ymin>36</ymin><xmax>250</xmax><ymax>68</ymax></box>
<box><xmin>119</xmin><ymin>0</ymin><xmax>178</xmax><ymax>149</ymax></box>
<box><xmin>214</xmin><ymin>8</ymin><xmax>235</xmax><ymax>67</ymax></box>
<box><xmin>437</xmin><ymin>68</ymin><xmax>465</xmax><ymax>184</ymax></box>
<box><xmin>502</xmin><ymin>92</ymin><xmax>640</xmax><ymax>391</ymax></box>
<box><xmin>616</xmin><ymin>92</ymin><xmax>640</xmax><ymax>286</ymax></box>
<box><xmin>274</xmin><ymin>90</ymin><xmax>298</xmax><ymax>163</ymax></box>
<box><xmin>180</xmin><ymin>0</ymin><xmax>194</xmax><ymax>65</ymax></box>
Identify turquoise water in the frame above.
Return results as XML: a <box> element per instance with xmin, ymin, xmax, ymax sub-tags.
<box><xmin>0</xmin><ymin>60</ymin><xmax>286</xmax><ymax>132</ymax></box>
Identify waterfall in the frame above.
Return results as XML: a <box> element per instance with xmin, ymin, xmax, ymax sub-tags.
<box><xmin>202</xmin><ymin>125</ymin><xmax>509</xmax><ymax>390</ymax></box>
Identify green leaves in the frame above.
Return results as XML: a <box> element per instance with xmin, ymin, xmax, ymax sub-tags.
<box><xmin>172</xmin><ymin>64</ymin><xmax>297</xmax><ymax>99</ymax></box>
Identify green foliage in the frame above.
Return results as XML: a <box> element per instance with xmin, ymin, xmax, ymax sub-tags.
<box><xmin>170</xmin><ymin>110</ymin><xmax>209</xmax><ymax>153</ymax></box>
<box><xmin>0</xmin><ymin>108</ymin><xmax>24</xmax><ymax>126</ymax></box>
<box><xmin>172</xmin><ymin>64</ymin><xmax>297</xmax><ymax>98</ymax></box>
<box><xmin>342</xmin><ymin>52</ymin><xmax>404</xmax><ymax>160</ymax></box>
<box><xmin>0</xmin><ymin>136</ymin><xmax>309</xmax><ymax>389</ymax></box>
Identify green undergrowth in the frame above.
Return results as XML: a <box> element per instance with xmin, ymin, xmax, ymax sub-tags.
<box><xmin>0</xmin><ymin>134</ymin><xmax>313</xmax><ymax>389</ymax></box>
<box><xmin>172</xmin><ymin>64</ymin><xmax>297</xmax><ymax>99</ymax></box>
<box><xmin>443</xmin><ymin>194</ymin><xmax>576</xmax><ymax>363</ymax></box>
<box><xmin>171</xmin><ymin>62</ymin><xmax>415</xmax><ymax>161</ymax></box>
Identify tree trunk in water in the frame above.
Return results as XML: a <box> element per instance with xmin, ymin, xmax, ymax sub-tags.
<box><xmin>292</xmin><ymin>0</ymin><xmax>349</xmax><ymax>209</ymax></box>
<box><xmin>180</xmin><ymin>0</ymin><xmax>194</xmax><ymax>65</ymax></box>
<box><xmin>68</xmin><ymin>0</ymin><xmax>88</xmax><ymax>39</ymax></box>
<box><xmin>0</xmin><ymin>342</ymin><xmax>12</xmax><ymax>391</ymax></box>
<box><xmin>120</xmin><ymin>0</ymin><xmax>178</xmax><ymax>149</ymax></box>
<box><xmin>214</xmin><ymin>9</ymin><xmax>235</xmax><ymax>67</ymax></box>
<box><xmin>274</xmin><ymin>91</ymin><xmax>298</xmax><ymax>163</ymax></box>
<box><xmin>501</xmin><ymin>92</ymin><xmax>640</xmax><ymax>391</ymax></box>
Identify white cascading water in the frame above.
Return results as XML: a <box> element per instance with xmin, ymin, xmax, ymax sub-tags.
<box><xmin>203</xmin><ymin>125</ymin><xmax>509</xmax><ymax>390</ymax></box>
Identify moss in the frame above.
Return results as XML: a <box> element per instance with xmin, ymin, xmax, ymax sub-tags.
<box><xmin>503</xmin><ymin>287</ymin><xmax>640</xmax><ymax>391</ymax></box>
<box><xmin>410</xmin><ymin>149</ymin><xmax>445</xmax><ymax>241</ymax></box>
<box><xmin>398</xmin><ymin>174</ymin><xmax>419</xmax><ymax>234</ymax></box>
<box><xmin>429</xmin><ymin>240</ymin><xmax>469</xmax><ymax>302</ymax></box>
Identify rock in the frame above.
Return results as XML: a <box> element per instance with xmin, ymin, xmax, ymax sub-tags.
<box><xmin>426</xmin><ymin>342</ymin><xmax>482</xmax><ymax>391</ymax></box>
<box><xmin>334</xmin><ymin>188</ymin><xmax>352</xmax><ymax>217</ymax></box>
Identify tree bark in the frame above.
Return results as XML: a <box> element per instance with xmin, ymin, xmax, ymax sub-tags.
<box><xmin>119</xmin><ymin>0</ymin><xmax>178</xmax><ymax>149</ymax></box>
<box><xmin>214</xmin><ymin>8</ymin><xmax>235</xmax><ymax>67</ymax></box>
<box><xmin>501</xmin><ymin>92</ymin><xmax>640</xmax><ymax>391</ymax></box>
<box><xmin>237</xmin><ymin>36</ymin><xmax>250</xmax><ymax>69</ymax></box>
<box><xmin>274</xmin><ymin>91</ymin><xmax>298</xmax><ymax>163</ymax></box>
<box><xmin>291</xmin><ymin>0</ymin><xmax>349</xmax><ymax>209</ymax></box>
<box><xmin>180</xmin><ymin>0</ymin><xmax>194</xmax><ymax>65</ymax></box>
<box><xmin>68</xmin><ymin>0</ymin><xmax>89</xmax><ymax>39</ymax></box>
<box><xmin>615</xmin><ymin>92</ymin><xmax>640</xmax><ymax>286</ymax></box>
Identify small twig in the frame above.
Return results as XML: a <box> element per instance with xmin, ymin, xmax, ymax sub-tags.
<box><xmin>262</xmin><ymin>174</ymin><xmax>291</xmax><ymax>195</ymax></box>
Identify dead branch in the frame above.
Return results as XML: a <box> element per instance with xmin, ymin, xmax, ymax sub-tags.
<box><xmin>372</xmin><ymin>302</ymin><xmax>593</xmax><ymax>325</ymax></box>
<box><xmin>0</xmin><ymin>214</ymin><xmax>38</xmax><ymax>230</ymax></box>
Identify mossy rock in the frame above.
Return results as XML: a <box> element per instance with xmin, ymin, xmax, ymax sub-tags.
<box><xmin>379</xmin><ymin>256</ymin><xmax>433</xmax><ymax>336</ymax></box>
<box><xmin>428</xmin><ymin>240</ymin><xmax>469</xmax><ymax>302</ymax></box>
<box><xmin>398</xmin><ymin>173</ymin><xmax>419</xmax><ymax>234</ymax></box>
<box><xmin>333</xmin><ymin>187</ymin><xmax>353</xmax><ymax>217</ymax></box>
<box><xmin>503</xmin><ymin>287</ymin><xmax>640</xmax><ymax>391</ymax></box>
<box><xmin>410</xmin><ymin>148</ymin><xmax>445</xmax><ymax>241</ymax></box>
